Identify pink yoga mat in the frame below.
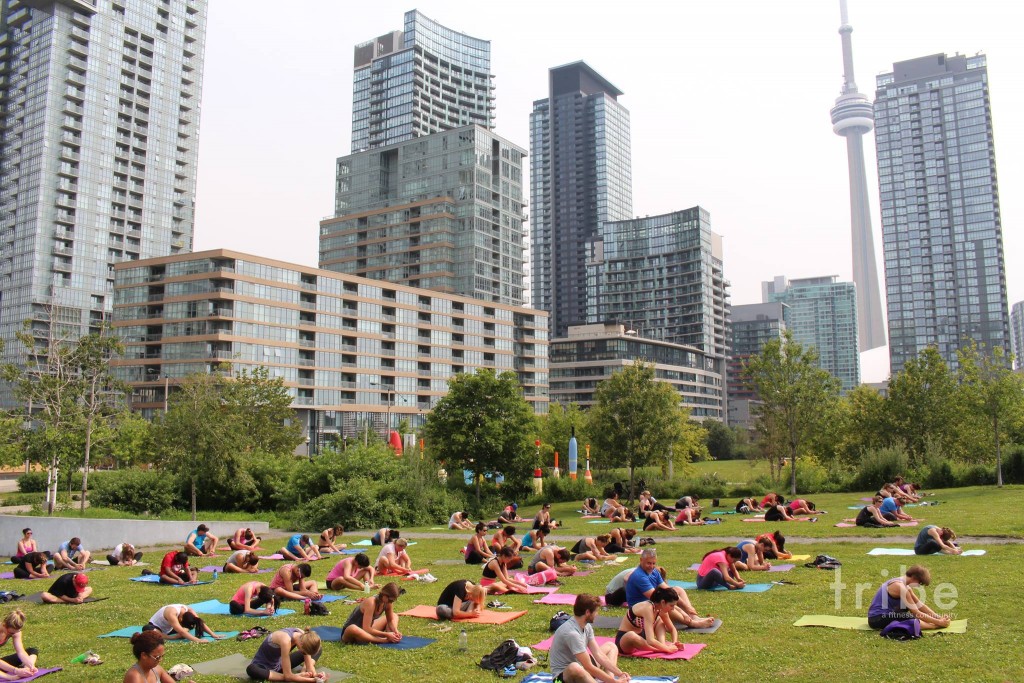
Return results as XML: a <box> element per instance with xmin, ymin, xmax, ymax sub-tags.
<box><xmin>835</xmin><ymin>521</ymin><xmax>918</xmax><ymax>528</ymax></box>
<box><xmin>532</xmin><ymin>635</ymin><xmax>705</xmax><ymax>660</ymax></box>
<box><xmin>533</xmin><ymin>593</ymin><xmax>604</xmax><ymax>606</ymax></box>
<box><xmin>687</xmin><ymin>563</ymin><xmax>794</xmax><ymax>573</ymax></box>
<box><xmin>743</xmin><ymin>517</ymin><xmax>818</xmax><ymax>523</ymax></box>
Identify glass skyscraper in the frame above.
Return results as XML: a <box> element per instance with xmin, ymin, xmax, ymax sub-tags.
<box><xmin>530</xmin><ymin>61</ymin><xmax>632</xmax><ymax>339</ymax></box>
<box><xmin>0</xmin><ymin>0</ymin><xmax>205</xmax><ymax>378</ymax></box>
<box><xmin>762</xmin><ymin>276</ymin><xmax>860</xmax><ymax>392</ymax></box>
<box><xmin>874</xmin><ymin>53</ymin><xmax>1009</xmax><ymax>373</ymax></box>
<box><xmin>351</xmin><ymin>10</ymin><xmax>494</xmax><ymax>153</ymax></box>
<box><xmin>1010</xmin><ymin>301</ymin><xmax>1024</xmax><ymax>371</ymax></box>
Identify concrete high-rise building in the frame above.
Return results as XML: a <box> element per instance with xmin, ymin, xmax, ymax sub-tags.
<box><xmin>530</xmin><ymin>62</ymin><xmax>632</xmax><ymax>339</ymax></box>
<box><xmin>0</xmin><ymin>0</ymin><xmax>206</xmax><ymax>376</ymax></box>
<box><xmin>875</xmin><ymin>53</ymin><xmax>1009</xmax><ymax>373</ymax></box>
<box><xmin>586</xmin><ymin>207</ymin><xmax>729</xmax><ymax>360</ymax></box>
<box><xmin>763</xmin><ymin>275</ymin><xmax>860</xmax><ymax>391</ymax></box>
<box><xmin>727</xmin><ymin>302</ymin><xmax>787</xmax><ymax>427</ymax></box>
<box><xmin>830</xmin><ymin>0</ymin><xmax>885</xmax><ymax>352</ymax></box>
<box><xmin>351</xmin><ymin>10</ymin><xmax>494</xmax><ymax>153</ymax></box>
<box><xmin>1011</xmin><ymin>301</ymin><xmax>1024</xmax><ymax>370</ymax></box>
<box><xmin>321</xmin><ymin>125</ymin><xmax>526</xmax><ymax>306</ymax></box>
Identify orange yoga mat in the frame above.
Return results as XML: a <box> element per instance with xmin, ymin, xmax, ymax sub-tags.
<box><xmin>398</xmin><ymin>604</ymin><xmax>527</xmax><ymax>624</ymax></box>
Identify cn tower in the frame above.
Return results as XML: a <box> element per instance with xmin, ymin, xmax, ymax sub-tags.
<box><xmin>830</xmin><ymin>0</ymin><xmax>886</xmax><ymax>351</ymax></box>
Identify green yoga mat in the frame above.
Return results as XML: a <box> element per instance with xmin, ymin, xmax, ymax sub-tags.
<box><xmin>792</xmin><ymin>615</ymin><xmax>967</xmax><ymax>634</ymax></box>
<box><xmin>191</xmin><ymin>653</ymin><xmax>353</xmax><ymax>680</ymax></box>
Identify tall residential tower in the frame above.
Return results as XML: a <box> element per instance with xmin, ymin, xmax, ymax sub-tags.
<box><xmin>829</xmin><ymin>0</ymin><xmax>885</xmax><ymax>352</ymax></box>
<box><xmin>530</xmin><ymin>62</ymin><xmax>632</xmax><ymax>339</ymax></box>
<box><xmin>351</xmin><ymin>10</ymin><xmax>494</xmax><ymax>152</ymax></box>
<box><xmin>0</xmin><ymin>0</ymin><xmax>206</xmax><ymax>379</ymax></box>
<box><xmin>874</xmin><ymin>53</ymin><xmax>1009</xmax><ymax>373</ymax></box>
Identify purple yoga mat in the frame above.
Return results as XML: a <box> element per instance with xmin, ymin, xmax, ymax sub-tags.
<box><xmin>198</xmin><ymin>566</ymin><xmax>274</xmax><ymax>574</ymax></box>
<box><xmin>7</xmin><ymin>667</ymin><xmax>61</xmax><ymax>682</ymax></box>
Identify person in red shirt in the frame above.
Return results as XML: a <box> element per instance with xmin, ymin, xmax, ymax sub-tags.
<box><xmin>159</xmin><ymin>551</ymin><xmax>197</xmax><ymax>585</ymax></box>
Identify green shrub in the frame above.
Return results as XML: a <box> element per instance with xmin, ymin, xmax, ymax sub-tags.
<box><xmin>957</xmin><ymin>463</ymin><xmax>995</xmax><ymax>486</ymax></box>
<box><xmin>529</xmin><ymin>476</ymin><xmax>591</xmax><ymax>506</ymax></box>
<box><xmin>1002</xmin><ymin>446</ymin><xmax>1024</xmax><ymax>485</ymax></box>
<box><xmin>851</xmin><ymin>446</ymin><xmax>909</xmax><ymax>491</ymax></box>
<box><xmin>923</xmin><ymin>459</ymin><xmax>957</xmax><ymax>489</ymax></box>
<box><xmin>90</xmin><ymin>469</ymin><xmax>176</xmax><ymax>515</ymax></box>
<box><xmin>17</xmin><ymin>471</ymin><xmax>48</xmax><ymax>493</ymax></box>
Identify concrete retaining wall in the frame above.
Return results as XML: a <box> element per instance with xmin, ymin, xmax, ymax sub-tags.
<box><xmin>0</xmin><ymin>516</ymin><xmax>270</xmax><ymax>554</ymax></box>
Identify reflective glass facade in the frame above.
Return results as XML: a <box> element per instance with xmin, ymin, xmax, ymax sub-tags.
<box><xmin>323</xmin><ymin>125</ymin><xmax>525</xmax><ymax>306</ymax></box>
<box><xmin>875</xmin><ymin>53</ymin><xmax>1009</xmax><ymax>373</ymax></box>
<box><xmin>1011</xmin><ymin>301</ymin><xmax>1024</xmax><ymax>370</ymax></box>
<box><xmin>351</xmin><ymin>10</ymin><xmax>494</xmax><ymax>153</ymax></box>
<box><xmin>0</xmin><ymin>0</ymin><xmax>205</xmax><ymax>387</ymax></box>
<box><xmin>111</xmin><ymin>250</ymin><xmax>548</xmax><ymax>446</ymax></box>
<box><xmin>530</xmin><ymin>62</ymin><xmax>632</xmax><ymax>339</ymax></box>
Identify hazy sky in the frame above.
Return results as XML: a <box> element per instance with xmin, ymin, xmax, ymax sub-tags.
<box><xmin>193</xmin><ymin>0</ymin><xmax>1024</xmax><ymax>383</ymax></box>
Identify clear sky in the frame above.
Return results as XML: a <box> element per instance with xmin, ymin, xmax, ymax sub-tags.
<box><xmin>193</xmin><ymin>0</ymin><xmax>1024</xmax><ymax>383</ymax></box>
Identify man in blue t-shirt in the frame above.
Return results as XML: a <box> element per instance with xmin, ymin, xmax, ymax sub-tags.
<box><xmin>879</xmin><ymin>496</ymin><xmax>912</xmax><ymax>521</ymax></box>
<box><xmin>625</xmin><ymin>548</ymin><xmax>716</xmax><ymax>629</ymax></box>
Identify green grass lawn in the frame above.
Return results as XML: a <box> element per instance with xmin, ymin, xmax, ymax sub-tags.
<box><xmin>6</xmin><ymin>485</ymin><xmax>1024</xmax><ymax>682</ymax></box>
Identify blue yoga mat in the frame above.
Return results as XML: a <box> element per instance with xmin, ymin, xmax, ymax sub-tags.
<box><xmin>317</xmin><ymin>594</ymin><xmax>348</xmax><ymax>603</ymax></box>
<box><xmin>311</xmin><ymin>626</ymin><xmax>434</xmax><ymax>649</ymax></box>
<box><xmin>130</xmin><ymin>575</ymin><xmax>214</xmax><ymax>586</ymax></box>
<box><xmin>667</xmin><ymin>579</ymin><xmax>774</xmax><ymax>593</ymax></box>
<box><xmin>99</xmin><ymin>626</ymin><xmax>239</xmax><ymax>640</ymax></box>
<box><xmin>187</xmin><ymin>599</ymin><xmax>296</xmax><ymax>618</ymax></box>
<box><xmin>341</xmin><ymin>549</ymin><xmax>364</xmax><ymax>555</ymax></box>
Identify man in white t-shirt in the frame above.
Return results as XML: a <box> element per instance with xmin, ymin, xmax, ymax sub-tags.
<box><xmin>548</xmin><ymin>593</ymin><xmax>630</xmax><ymax>683</ymax></box>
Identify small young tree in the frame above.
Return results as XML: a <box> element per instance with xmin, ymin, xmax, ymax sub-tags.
<box><xmin>885</xmin><ymin>347</ymin><xmax>966</xmax><ymax>463</ymax></box>
<box><xmin>423</xmin><ymin>369</ymin><xmax>534</xmax><ymax>504</ymax></box>
<box><xmin>958</xmin><ymin>344</ymin><xmax>1024</xmax><ymax>487</ymax></box>
<box><xmin>222</xmin><ymin>365</ymin><xmax>303</xmax><ymax>455</ymax></box>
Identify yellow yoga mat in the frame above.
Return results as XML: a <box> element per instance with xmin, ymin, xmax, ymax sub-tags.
<box><xmin>793</xmin><ymin>615</ymin><xmax>967</xmax><ymax>634</ymax></box>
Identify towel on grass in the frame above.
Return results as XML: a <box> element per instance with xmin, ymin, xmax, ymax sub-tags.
<box><xmin>99</xmin><ymin>626</ymin><xmax>238</xmax><ymax>640</ymax></box>
<box><xmin>531</xmin><ymin>635</ymin><xmax>705</xmax><ymax>660</ymax></box>
<box><xmin>792</xmin><ymin>615</ymin><xmax>967</xmax><ymax>634</ymax></box>
<box><xmin>190</xmin><ymin>653</ymin><xmax>352</xmax><ymax>680</ymax></box>
<box><xmin>187</xmin><ymin>599</ymin><xmax>296</xmax><ymax>618</ymax></box>
<box><xmin>667</xmin><ymin>580</ymin><xmax>773</xmax><ymax>593</ymax></box>
<box><xmin>398</xmin><ymin>604</ymin><xmax>526</xmax><ymax>624</ymax></box>
<box><xmin>867</xmin><ymin>548</ymin><xmax>986</xmax><ymax>556</ymax></box>
<box><xmin>311</xmin><ymin>626</ymin><xmax>435</xmax><ymax>649</ymax></box>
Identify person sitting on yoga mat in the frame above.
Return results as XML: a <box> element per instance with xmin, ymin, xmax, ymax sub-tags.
<box><xmin>107</xmin><ymin>543</ymin><xmax>142</xmax><ymax>567</ymax></box>
<box><xmin>11</xmin><ymin>529</ymin><xmax>44</xmax><ymax>565</ymax></box>
<box><xmin>41</xmin><ymin>572</ymin><xmax>92</xmax><ymax>604</ymax></box>
<box><xmin>581</xmin><ymin>497</ymin><xmax>600</xmax><ymax>515</ymax></box>
<box><xmin>735</xmin><ymin>539</ymin><xmax>773</xmax><ymax>571</ymax></box>
<box><xmin>615</xmin><ymin>587</ymin><xmax>684</xmax><ymax>656</ymax></box>
<box><xmin>270</xmin><ymin>563</ymin><xmax>321</xmax><ymax>601</ymax></box>
<box><xmin>449</xmin><ymin>511</ymin><xmax>474</xmax><ymax>531</ymax></box>
<box><xmin>736</xmin><ymin>497</ymin><xmax>763</xmax><ymax>514</ymax></box>
<box><xmin>756</xmin><ymin>531</ymin><xmax>792</xmax><ymax>560</ymax></box>
<box><xmin>159</xmin><ymin>551</ymin><xmax>198</xmax><ymax>585</ymax></box>
<box><xmin>642</xmin><ymin>509</ymin><xmax>675</xmax><ymax>532</ymax></box>
<box><xmin>246</xmin><ymin>628</ymin><xmax>323</xmax><ymax>682</ymax></box>
<box><xmin>317</xmin><ymin>526</ymin><xmax>345</xmax><ymax>554</ymax></box>
<box><xmin>490</xmin><ymin>525</ymin><xmax>521</xmax><ymax>555</ymax></box>
<box><xmin>0</xmin><ymin>609</ymin><xmax>38</xmax><ymax>679</ymax></box>
<box><xmin>529</xmin><ymin>546</ymin><xmax>576</xmax><ymax>580</ymax></box>
<box><xmin>13</xmin><ymin>552</ymin><xmax>48</xmax><ymax>580</ymax></box>
<box><xmin>600</xmin><ymin>492</ymin><xmax>634</xmax><ymax>523</ymax></box>
<box><xmin>624</xmin><ymin>549</ymin><xmax>714</xmax><ymax>628</ymax></box>
<box><xmin>884</xmin><ymin>481</ymin><xmax>918</xmax><ymax>505</ymax></box>
<box><xmin>144</xmin><ymin>604</ymin><xmax>219</xmax><ymax>643</ymax></box>
<box><xmin>604</xmin><ymin>568</ymin><xmax>634</xmax><ymax>608</ymax></box>
<box><xmin>53</xmin><ymin>537</ymin><xmax>90</xmax><ymax>570</ymax></box>
<box><xmin>533</xmin><ymin>502</ymin><xmax>560</xmax><ymax>530</ymax></box>
<box><xmin>376</xmin><ymin>538</ymin><xmax>413</xmax><ymax>576</ymax></box>
<box><xmin>341</xmin><ymin>582</ymin><xmax>404</xmax><ymax>644</ymax></box>
<box><xmin>606</xmin><ymin>527</ymin><xmax>639</xmax><ymax>554</ymax></box>
<box><xmin>764</xmin><ymin>496</ymin><xmax>795</xmax><ymax>522</ymax></box>
<box><xmin>497</xmin><ymin>503</ymin><xmax>524</xmax><ymax>525</ymax></box>
<box><xmin>184</xmin><ymin>524</ymin><xmax>218</xmax><ymax>557</ymax></box>
<box><xmin>465</xmin><ymin>522</ymin><xmax>496</xmax><ymax>565</ymax></box>
<box><xmin>855</xmin><ymin>496</ymin><xmax>899</xmax><ymax>528</ymax></box>
<box><xmin>674</xmin><ymin>494</ymin><xmax>701</xmax><ymax>513</ymax></box>
<box><xmin>893</xmin><ymin>477</ymin><xmax>922</xmax><ymax>503</ymax></box>
<box><xmin>787</xmin><ymin>498</ymin><xmax>821</xmax><ymax>516</ymax></box>
<box><xmin>915</xmin><ymin>526</ymin><xmax>961</xmax><ymax>555</ymax></box>
<box><xmin>480</xmin><ymin>548</ymin><xmax>529</xmax><ymax>594</ymax></box>
<box><xmin>371</xmin><ymin>527</ymin><xmax>399</xmax><ymax>547</ymax></box>
<box><xmin>695</xmin><ymin>547</ymin><xmax>746</xmax><ymax>590</ymax></box>
<box><xmin>638</xmin><ymin>490</ymin><xmax>673</xmax><ymax>515</ymax></box>
<box><xmin>521</xmin><ymin>525</ymin><xmax>549</xmax><ymax>552</ymax></box>
<box><xmin>124</xmin><ymin>630</ymin><xmax>175</xmax><ymax>683</ymax></box>
<box><xmin>760</xmin><ymin>492</ymin><xmax>781</xmax><ymax>508</ymax></box>
<box><xmin>223</xmin><ymin>550</ymin><xmax>261</xmax><ymax>574</ymax></box>
<box><xmin>550</xmin><ymin>593</ymin><xmax>630</xmax><ymax>683</ymax></box>
<box><xmin>280</xmin><ymin>534</ymin><xmax>321</xmax><ymax>562</ymax></box>
<box><xmin>326</xmin><ymin>553</ymin><xmax>376</xmax><ymax>591</ymax></box>
<box><xmin>878</xmin><ymin>492</ymin><xmax>914</xmax><ymax>522</ymax></box>
<box><xmin>229</xmin><ymin>581</ymin><xmax>278</xmax><ymax>616</ymax></box>
<box><xmin>571</xmin><ymin>535</ymin><xmax>615</xmax><ymax>562</ymax></box>
<box><xmin>435</xmin><ymin>579</ymin><xmax>486</xmax><ymax>620</ymax></box>
<box><xmin>867</xmin><ymin>565</ymin><xmax>950</xmax><ymax>631</ymax></box>
<box><xmin>675</xmin><ymin>505</ymin><xmax>706</xmax><ymax>525</ymax></box>
<box><xmin>228</xmin><ymin>528</ymin><xmax>262</xmax><ymax>552</ymax></box>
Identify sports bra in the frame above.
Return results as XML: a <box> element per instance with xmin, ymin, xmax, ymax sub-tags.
<box><xmin>626</xmin><ymin>604</ymin><xmax>645</xmax><ymax>630</ymax></box>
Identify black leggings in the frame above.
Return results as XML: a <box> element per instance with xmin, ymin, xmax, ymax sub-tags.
<box><xmin>1</xmin><ymin>648</ymin><xmax>38</xmax><ymax>667</ymax></box>
<box><xmin>605</xmin><ymin>587</ymin><xmax>627</xmax><ymax>608</ymax></box>
<box><xmin>246</xmin><ymin>649</ymin><xmax>320</xmax><ymax>680</ymax></box>
<box><xmin>107</xmin><ymin>552</ymin><xmax>143</xmax><ymax>565</ymax></box>
<box><xmin>230</xmin><ymin>594</ymin><xmax>279</xmax><ymax>615</ymax></box>
<box><xmin>764</xmin><ymin>507</ymin><xmax>785</xmax><ymax>522</ymax></box>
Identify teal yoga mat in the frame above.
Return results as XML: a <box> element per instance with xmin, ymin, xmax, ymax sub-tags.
<box><xmin>99</xmin><ymin>626</ymin><xmax>238</xmax><ymax>640</ymax></box>
<box><xmin>667</xmin><ymin>579</ymin><xmax>773</xmax><ymax>593</ymax></box>
<box><xmin>187</xmin><ymin>599</ymin><xmax>296</xmax><ymax>617</ymax></box>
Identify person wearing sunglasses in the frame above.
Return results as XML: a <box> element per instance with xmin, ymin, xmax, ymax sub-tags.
<box><xmin>124</xmin><ymin>630</ymin><xmax>183</xmax><ymax>683</ymax></box>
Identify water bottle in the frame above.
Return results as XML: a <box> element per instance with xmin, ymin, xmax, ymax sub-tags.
<box><xmin>458</xmin><ymin>628</ymin><xmax>468</xmax><ymax>653</ymax></box>
<box><xmin>363</xmin><ymin>580</ymin><xmax>370</xmax><ymax>594</ymax></box>
<box><xmin>212</xmin><ymin>569</ymin><xmax>218</xmax><ymax>582</ymax></box>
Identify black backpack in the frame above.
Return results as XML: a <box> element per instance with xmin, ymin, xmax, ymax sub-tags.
<box><xmin>805</xmin><ymin>554</ymin><xmax>842</xmax><ymax>570</ymax></box>
<box><xmin>549</xmin><ymin>611</ymin><xmax>571</xmax><ymax>632</ymax></box>
<box><xmin>303</xmin><ymin>599</ymin><xmax>330</xmax><ymax>616</ymax></box>
<box><xmin>479</xmin><ymin>639</ymin><xmax>520</xmax><ymax>671</ymax></box>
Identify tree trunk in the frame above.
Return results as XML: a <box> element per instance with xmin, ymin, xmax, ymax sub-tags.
<box><xmin>46</xmin><ymin>458</ymin><xmax>57</xmax><ymax>516</ymax></box>
<box><xmin>628</xmin><ymin>464</ymin><xmax>635</xmax><ymax>505</ymax></box>
<box><xmin>995</xmin><ymin>415</ymin><xmax>1003</xmax><ymax>487</ymax></box>
<box><xmin>191</xmin><ymin>477</ymin><xmax>197</xmax><ymax>522</ymax></box>
<box><xmin>789</xmin><ymin>417</ymin><xmax>798</xmax><ymax>497</ymax></box>
<box><xmin>475</xmin><ymin>469</ymin><xmax>481</xmax><ymax>505</ymax></box>
<box><xmin>80</xmin><ymin>417</ymin><xmax>92</xmax><ymax>513</ymax></box>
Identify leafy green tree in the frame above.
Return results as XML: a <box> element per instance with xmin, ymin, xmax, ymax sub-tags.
<box><xmin>101</xmin><ymin>411</ymin><xmax>155</xmax><ymax>469</ymax></box>
<box><xmin>671</xmin><ymin>417</ymin><xmax>709</xmax><ymax>471</ymax></box>
<box><xmin>223</xmin><ymin>365</ymin><xmax>303</xmax><ymax>455</ymax></box>
<box><xmin>588</xmin><ymin>361</ymin><xmax>689</xmax><ymax>500</ymax></box>
<box><xmin>884</xmin><ymin>347</ymin><xmax>965</xmax><ymax>463</ymax></box>
<box><xmin>538</xmin><ymin>402</ymin><xmax>590</xmax><ymax>469</ymax></box>
<box><xmin>833</xmin><ymin>384</ymin><xmax>889</xmax><ymax>465</ymax></box>
<box><xmin>957</xmin><ymin>344</ymin><xmax>1024</xmax><ymax>486</ymax></box>
<box><xmin>704</xmin><ymin>420</ymin><xmax>735</xmax><ymax>460</ymax></box>
<box><xmin>744</xmin><ymin>331</ymin><xmax>841</xmax><ymax>496</ymax></box>
<box><xmin>423</xmin><ymin>369</ymin><xmax>535</xmax><ymax>504</ymax></box>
